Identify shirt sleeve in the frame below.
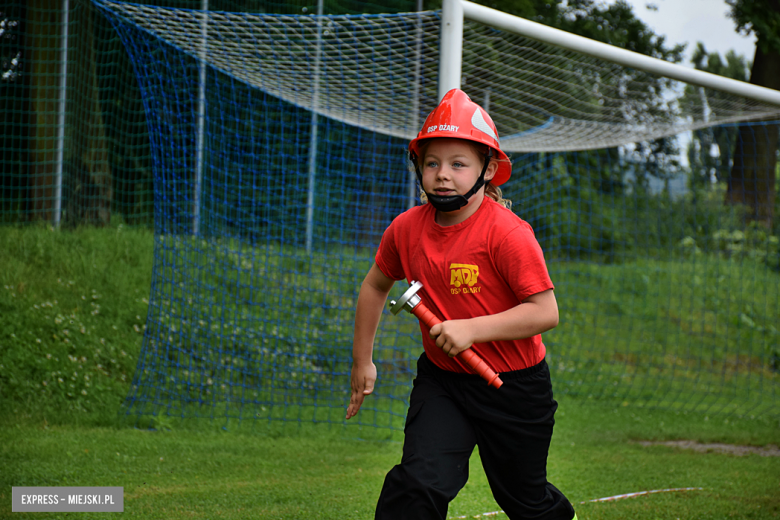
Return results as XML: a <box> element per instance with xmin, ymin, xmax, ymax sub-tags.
<box><xmin>374</xmin><ymin>217</ymin><xmax>407</xmax><ymax>281</ymax></box>
<box><xmin>495</xmin><ymin>220</ymin><xmax>554</xmax><ymax>301</ymax></box>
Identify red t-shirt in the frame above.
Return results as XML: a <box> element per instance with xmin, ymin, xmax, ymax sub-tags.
<box><xmin>375</xmin><ymin>197</ymin><xmax>554</xmax><ymax>373</ymax></box>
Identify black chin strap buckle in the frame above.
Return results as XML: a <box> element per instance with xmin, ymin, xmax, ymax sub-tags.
<box><xmin>427</xmin><ymin>193</ymin><xmax>469</xmax><ymax>212</ymax></box>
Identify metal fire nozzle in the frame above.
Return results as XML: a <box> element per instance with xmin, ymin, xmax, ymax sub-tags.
<box><xmin>389</xmin><ymin>280</ymin><xmax>424</xmax><ymax>315</ymax></box>
<box><xmin>388</xmin><ymin>279</ymin><xmax>503</xmax><ymax>389</ymax></box>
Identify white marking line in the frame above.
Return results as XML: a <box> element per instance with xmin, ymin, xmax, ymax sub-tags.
<box><xmin>586</xmin><ymin>487</ymin><xmax>704</xmax><ymax>503</ymax></box>
<box><xmin>449</xmin><ymin>487</ymin><xmax>704</xmax><ymax>519</ymax></box>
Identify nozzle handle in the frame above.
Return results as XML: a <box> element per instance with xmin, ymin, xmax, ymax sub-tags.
<box><xmin>408</xmin><ymin>299</ymin><xmax>503</xmax><ymax>389</ymax></box>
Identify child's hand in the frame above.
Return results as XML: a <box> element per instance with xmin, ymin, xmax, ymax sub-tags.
<box><xmin>346</xmin><ymin>362</ymin><xmax>377</xmax><ymax>419</ymax></box>
<box><xmin>429</xmin><ymin>320</ymin><xmax>475</xmax><ymax>358</ymax></box>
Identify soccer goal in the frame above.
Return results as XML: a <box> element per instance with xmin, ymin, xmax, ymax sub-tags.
<box><xmin>95</xmin><ymin>0</ymin><xmax>780</xmax><ymax>434</ymax></box>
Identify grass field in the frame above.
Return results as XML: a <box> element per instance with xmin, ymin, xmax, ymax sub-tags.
<box><xmin>2</xmin><ymin>400</ymin><xmax>778</xmax><ymax>519</ymax></box>
<box><xmin>1</xmin><ymin>224</ymin><xmax>778</xmax><ymax>518</ymax></box>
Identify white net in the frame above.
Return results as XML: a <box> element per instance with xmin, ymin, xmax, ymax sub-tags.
<box><xmin>100</xmin><ymin>1</ymin><xmax>442</xmax><ymax>140</ymax></box>
<box><xmin>100</xmin><ymin>1</ymin><xmax>780</xmax><ymax>152</ymax></box>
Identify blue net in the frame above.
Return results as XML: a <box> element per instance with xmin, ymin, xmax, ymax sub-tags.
<box><xmin>98</xmin><ymin>4</ymin><xmax>434</xmax><ymax>436</ymax></box>
<box><xmin>97</xmin><ymin>1</ymin><xmax>779</xmax><ymax>434</ymax></box>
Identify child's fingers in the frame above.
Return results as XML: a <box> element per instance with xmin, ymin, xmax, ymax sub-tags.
<box><xmin>347</xmin><ymin>364</ymin><xmax>377</xmax><ymax>419</ymax></box>
<box><xmin>428</xmin><ymin>322</ymin><xmax>442</xmax><ymax>339</ymax></box>
<box><xmin>347</xmin><ymin>375</ymin><xmax>375</xmax><ymax>419</ymax></box>
<box><xmin>346</xmin><ymin>391</ymin><xmax>364</xmax><ymax>419</ymax></box>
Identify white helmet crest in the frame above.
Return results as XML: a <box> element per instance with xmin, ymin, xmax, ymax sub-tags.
<box><xmin>471</xmin><ymin>107</ymin><xmax>498</xmax><ymax>141</ymax></box>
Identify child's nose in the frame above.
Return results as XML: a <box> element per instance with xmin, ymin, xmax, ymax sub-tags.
<box><xmin>436</xmin><ymin>167</ymin><xmax>451</xmax><ymax>180</ymax></box>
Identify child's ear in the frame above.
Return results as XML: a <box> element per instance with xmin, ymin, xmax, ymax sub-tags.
<box><xmin>484</xmin><ymin>160</ymin><xmax>498</xmax><ymax>182</ymax></box>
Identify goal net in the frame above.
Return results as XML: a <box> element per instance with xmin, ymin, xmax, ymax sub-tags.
<box><xmin>96</xmin><ymin>0</ymin><xmax>780</xmax><ymax>433</ymax></box>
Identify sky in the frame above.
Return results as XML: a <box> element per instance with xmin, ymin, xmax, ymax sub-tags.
<box><xmin>615</xmin><ymin>0</ymin><xmax>757</xmax><ymax>67</ymax></box>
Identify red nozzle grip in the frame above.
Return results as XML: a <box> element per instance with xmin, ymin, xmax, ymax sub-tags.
<box><xmin>410</xmin><ymin>302</ymin><xmax>503</xmax><ymax>389</ymax></box>
<box><xmin>411</xmin><ymin>304</ymin><xmax>441</xmax><ymax>331</ymax></box>
<box><xmin>457</xmin><ymin>349</ymin><xmax>503</xmax><ymax>389</ymax></box>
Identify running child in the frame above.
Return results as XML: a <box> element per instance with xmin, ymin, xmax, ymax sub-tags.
<box><xmin>346</xmin><ymin>89</ymin><xmax>576</xmax><ymax>520</ymax></box>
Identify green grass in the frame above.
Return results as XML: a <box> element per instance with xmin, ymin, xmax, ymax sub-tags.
<box><xmin>547</xmin><ymin>256</ymin><xmax>780</xmax><ymax>415</ymax></box>
<box><xmin>0</xmin><ymin>224</ymin><xmax>154</xmax><ymax>425</ymax></box>
<box><xmin>1</xmin><ymin>400</ymin><xmax>778</xmax><ymax>519</ymax></box>
<box><xmin>1</xmin><ymin>225</ymin><xmax>779</xmax><ymax>518</ymax></box>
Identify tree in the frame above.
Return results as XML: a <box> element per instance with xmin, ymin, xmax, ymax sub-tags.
<box><xmin>684</xmin><ymin>43</ymin><xmax>750</xmax><ymax>190</ymax></box>
<box><xmin>28</xmin><ymin>0</ymin><xmax>61</xmax><ymax>223</ymax></box>
<box><xmin>64</xmin><ymin>0</ymin><xmax>113</xmax><ymax>226</ymax></box>
<box><xmin>725</xmin><ymin>0</ymin><xmax>780</xmax><ymax>228</ymax></box>
<box><xmin>26</xmin><ymin>0</ymin><xmax>113</xmax><ymax>226</ymax></box>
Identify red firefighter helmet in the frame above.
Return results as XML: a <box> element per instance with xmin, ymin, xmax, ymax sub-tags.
<box><xmin>409</xmin><ymin>89</ymin><xmax>511</xmax><ymax>186</ymax></box>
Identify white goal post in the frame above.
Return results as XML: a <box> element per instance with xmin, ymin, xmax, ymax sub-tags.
<box><xmin>440</xmin><ymin>0</ymin><xmax>780</xmax><ymax>106</ymax></box>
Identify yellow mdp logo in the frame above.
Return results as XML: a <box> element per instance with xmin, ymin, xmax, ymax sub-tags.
<box><xmin>450</xmin><ymin>263</ymin><xmax>481</xmax><ymax>294</ymax></box>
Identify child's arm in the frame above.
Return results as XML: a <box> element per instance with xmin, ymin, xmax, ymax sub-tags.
<box><xmin>429</xmin><ymin>289</ymin><xmax>559</xmax><ymax>358</ymax></box>
<box><xmin>346</xmin><ymin>263</ymin><xmax>395</xmax><ymax>419</ymax></box>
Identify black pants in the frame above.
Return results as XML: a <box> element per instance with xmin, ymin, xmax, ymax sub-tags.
<box><xmin>376</xmin><ymin>353</ymin><xmax>575</xmax><ymax>520</ymax></box>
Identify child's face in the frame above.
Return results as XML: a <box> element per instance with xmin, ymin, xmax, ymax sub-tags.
<box><xmin>421</xmin><ymin>138</ymin><xmax>497</xmax><ymax>213</ymax></box>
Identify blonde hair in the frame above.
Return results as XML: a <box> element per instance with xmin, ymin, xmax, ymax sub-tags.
<box><xmin>414</xmin><ymin>139</ymin><xmax>512</xmax><ymax>210</ymax></box>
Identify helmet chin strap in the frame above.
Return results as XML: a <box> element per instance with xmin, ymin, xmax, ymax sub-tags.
<box><xmin>412</xmin><ymin>149</ymin><xmax>493</xmax><ymax>213</ymax></box>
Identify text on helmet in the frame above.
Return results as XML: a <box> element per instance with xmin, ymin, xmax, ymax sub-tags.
<box><xmin>426</xmin><ymin>125</ymin><xmax>459</xmax><ymax>133</ymax></box>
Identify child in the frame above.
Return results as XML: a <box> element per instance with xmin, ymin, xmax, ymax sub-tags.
<box><xmin>346</xmin><ymin>89</ymin><xmax>576</xmax><ymax>520</ymax></box>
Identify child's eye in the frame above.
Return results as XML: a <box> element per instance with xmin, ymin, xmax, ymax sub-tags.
<box><xmin>425</xmin><ymin>160</ymin><xmax>438</xmax><ymax>168</ymax></box>
<box><xmin>452</xmin><ymin>161</ymin><xmax>465</xmax><ymax>168</ymax></box>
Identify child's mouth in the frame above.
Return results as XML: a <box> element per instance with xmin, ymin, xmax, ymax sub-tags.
<box><xmin>434</xmin><ymin>188</ymin><xmax>455</xmax><ymax>195</ymax></box>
